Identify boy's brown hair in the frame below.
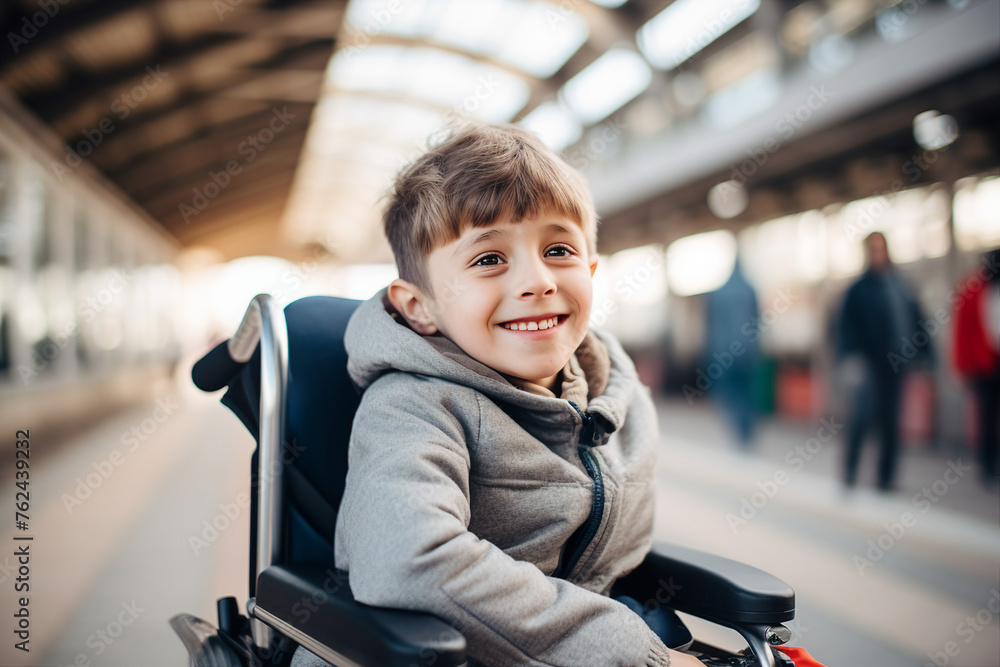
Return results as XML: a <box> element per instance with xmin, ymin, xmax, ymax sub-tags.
<box><xmin>383</xmin><ymin>122</ymin><xmax>598</xmax><ymax>294</ymax></box>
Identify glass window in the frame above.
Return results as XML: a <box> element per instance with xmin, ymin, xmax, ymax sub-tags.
<box><xmin>74</xmin><ymin>209</ymin><xmax>89</xmax><ymax>272</ymax></box>
<box><xmin>23</xmin><ymin>171</ymin><xmax>51</xmax><ymax>271</ymax></box>
<box><xmin>0</xmin><ymin>152</ymin><xmax>11</xmax><ymax>266</ymax></box>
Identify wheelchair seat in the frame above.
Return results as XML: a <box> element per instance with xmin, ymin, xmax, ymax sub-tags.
<box><xmin>173</xmin><ymin>294</ymin><xmax>796</xmax><ymax>667</ymax></box>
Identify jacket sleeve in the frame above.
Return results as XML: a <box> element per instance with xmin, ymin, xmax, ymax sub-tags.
<box><xmin>334</xmin><ymin>375</ymin><xmax>672</xmax><ymax>667</ymax></box>
<box><xmin>836</xmin><ymin>285</ymin><xmax>860</xmax><ymax>360</ymax></box>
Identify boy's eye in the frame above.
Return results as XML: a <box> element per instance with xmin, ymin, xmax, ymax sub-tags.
<box><xmin>474</xmin><ymin>253</ymin><xmax>503</xmax><ymax>266</ymax></box>
<box><xmin>546</xmin><ymin>245</ymin><xmax>573</xmax><ymax>257</ymax></box>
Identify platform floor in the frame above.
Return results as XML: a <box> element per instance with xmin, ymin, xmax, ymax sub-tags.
<box><xmin>1</xmin><ymin>381</ymin><xmax>997</xmax><ymax>667</ymax></box>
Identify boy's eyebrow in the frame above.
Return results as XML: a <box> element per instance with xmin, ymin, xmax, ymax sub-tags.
<box><xmin>547</xmin><ymin>223</ymin><xmax>576</xmax><ymax>236</ymax></box>
<box><xmin>453</xmin><ymin>228</ymin><xmax>504</xmax><ymax>257</ymax></box>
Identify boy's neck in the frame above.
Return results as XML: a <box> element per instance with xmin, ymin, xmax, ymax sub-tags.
<box><xmin>502</xmin><ymin>369</ymin><xmax>565</xmax><ymax>397</ymax></box>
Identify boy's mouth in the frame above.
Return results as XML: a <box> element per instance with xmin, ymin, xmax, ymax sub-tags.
<box><xmin>498</xmin><ymin>314</ymin><xmax>568</xmax><ymax>331</ymax></box>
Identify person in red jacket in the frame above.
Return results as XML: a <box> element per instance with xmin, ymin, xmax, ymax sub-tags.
<box><xmin>952</xmin><ymin>248</ymin><xmax>1000</xmax><ymax>487</ymax></box>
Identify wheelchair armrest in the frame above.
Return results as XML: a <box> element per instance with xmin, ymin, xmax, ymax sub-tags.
<box><xmin>614</xmin><ymin>542</ymin><xmax>795</xmax><ymax>626</ymax></box>
<box><xmin>253</xmin><ymin>562</ymin><xmax>467</xmax><ymax>667</ymax></box>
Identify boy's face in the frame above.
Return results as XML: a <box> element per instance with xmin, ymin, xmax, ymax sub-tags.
<box><xmin>393</xmin><ymin>212</ymin><xmax>598</xmax><ymax>391</ymax></box>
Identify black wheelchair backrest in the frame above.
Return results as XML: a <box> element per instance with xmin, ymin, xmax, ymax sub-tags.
<box><xmin>192</xmin><ymin>296</ymin><xmax>363</xmax><ymax>595</ymax></box>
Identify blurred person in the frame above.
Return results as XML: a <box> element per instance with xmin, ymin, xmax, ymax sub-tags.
<box><xmin>704</xmin><ymin>258</ymin><xmax>760</xmax><ymax>447</ymax></box>
<box><xmin>837</xmin><ymin>232</ymin><xmax>930</xmax><ymax>491</ymax></box>
<box><xmin>952</xmin><ymin>247</ymin><xmax>1000</xmax><ymax>488</ymax></box>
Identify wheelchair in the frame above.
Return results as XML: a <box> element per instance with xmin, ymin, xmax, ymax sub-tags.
<box><xmin>171</xmin><ymin>294</ymin><xmax>797</xmax><ymax>667</ymax></box>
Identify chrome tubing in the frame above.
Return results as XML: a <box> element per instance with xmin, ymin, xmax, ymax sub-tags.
<box><xmin>229</xmin><ymin>294</ymin><xmax>289</xmax><ymax>653</ymax></box>
<box><xmin>726</xmin><ymin>622</ymin><xmax>781</xmax><ymax>667</ymax></box>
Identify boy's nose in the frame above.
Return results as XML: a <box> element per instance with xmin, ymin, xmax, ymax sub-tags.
<box><xmin>516</xmin><ymin>260</ymin><xmax>557</xmax><ymax>298</ymax></box>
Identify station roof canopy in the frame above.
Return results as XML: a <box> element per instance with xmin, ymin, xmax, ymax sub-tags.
<box><xmin>2</xmin><ymin>0</ymin><xmax>998</xmax><ymax>263</ymax></box>
<box><xmin>2</xmin><ymin>0</ymin><xmax>661</xmax><ymax>261</ymax></box>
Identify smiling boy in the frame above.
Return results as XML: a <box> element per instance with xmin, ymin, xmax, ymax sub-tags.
<box><xmin>303</xmin><ymin>123</ymin><xmax>699</xmax><ymax>666</ymax></box>
<box><xmin>391</xmin><ymin>213</ymin><xmax>597</xmax><ymax>394</ymax></box>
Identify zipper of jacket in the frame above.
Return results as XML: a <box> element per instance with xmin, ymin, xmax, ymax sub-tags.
<box><xmin>555</xmin><ymin>400</ymin><xmax>613</xmax><ymax>579</ymax></box>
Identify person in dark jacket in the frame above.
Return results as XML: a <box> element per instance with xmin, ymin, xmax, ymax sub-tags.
<box><xmin>837</xmin><ymin>232</ymin><xmax>929</xmax><ymax>491</ymax></box>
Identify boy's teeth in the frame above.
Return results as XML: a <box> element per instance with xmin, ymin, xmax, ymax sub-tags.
<box><xmin>505</xmin><ymin>317</ymin><xmax>557</xmax><ymax>330</ymax></box>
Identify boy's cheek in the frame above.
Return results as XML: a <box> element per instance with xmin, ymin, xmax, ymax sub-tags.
<box><xmin>434</xmin><ymin>275</ymin><xmax>470</xmax><ymax>306</ymax></box>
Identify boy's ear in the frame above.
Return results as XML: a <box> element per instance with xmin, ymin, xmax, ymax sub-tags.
<box><xmin>387</xmin><ymin>279</ymin><xmax>439</xmax><ymax>335</ymax></box>
<box><xmin>589</xmin><ymin>254</ymin><xmax>599</xmax><ymax>278</ymax></box>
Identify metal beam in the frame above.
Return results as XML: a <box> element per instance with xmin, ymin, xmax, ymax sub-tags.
<box><xmin>133</xmin><ymin>128</ymin><xmax>308</xmax><ymax>214</ymax></box>
<box><xmin>107</xmin><ymin>103</ymin><xmax>312</xmax><ymax>193</ymax></box>
<box><xmin>1</xmin><ymin>0</ymin><xmax>146</xmax><ymax>65</ymax></box>
<box><xmin>62</xmin><ymin>39</ymin><xmax>331</xmax><ymax>171</ymax></box>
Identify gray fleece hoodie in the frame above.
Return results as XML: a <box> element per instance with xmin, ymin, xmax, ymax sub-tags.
<box><xmin>333</xmin><ymin>289</ymin><xmax>671</xmax><ymax>666</ymax></box>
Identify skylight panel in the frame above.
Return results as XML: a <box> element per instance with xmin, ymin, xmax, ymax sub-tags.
<box><xmin>343</xmin><ymin>0</ymin><xmax>587</xmax><ymax>80</ymax></box>
<box><xmin>560</xmin><ymin>48</ymin><xmax>651</xmax><ymax>125</ymax></box>
<box><xmin>344</xmin><ymin>0</ymin><xmax>436</xmax><ymax>40</ymax></box>
<box><xmin>638</xmin><ymin>0</ymin><xmax>760</xmax><ymax>70</ymax></box>
<box><xmin>328</xmin><ymin>45</ymin><xmax>528</xmax><ymax>123</ymax></box>
<box><xmin>430</xmin><ymin>0</ymin><xmax>512</xmax><ymax>56</ymax></box>
<box><xmin>496</xmin><ymin>2</ymin><xmax>589</xmax><ymax>78</ymax></box>
<box><xmin>520</xmin><ymin>101</ymin><xmax>582</xmax><ymax>151</ymax></box>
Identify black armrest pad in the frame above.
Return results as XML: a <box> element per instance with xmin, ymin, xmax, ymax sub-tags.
<box><xmin>614</xmin><ymin>542</ymin><xmax>794</xmax><ymax>625</ymax></box>
<box><xmin>256</xmin><ymin>563</ymin><xmax>466</xmax><ymax>667</ymax></box>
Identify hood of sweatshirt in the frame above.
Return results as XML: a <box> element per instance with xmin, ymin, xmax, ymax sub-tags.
<box><xmin>344</xmin><ymin>288</ymin><xmax>640</xmax><ymax>434</ymax></box>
